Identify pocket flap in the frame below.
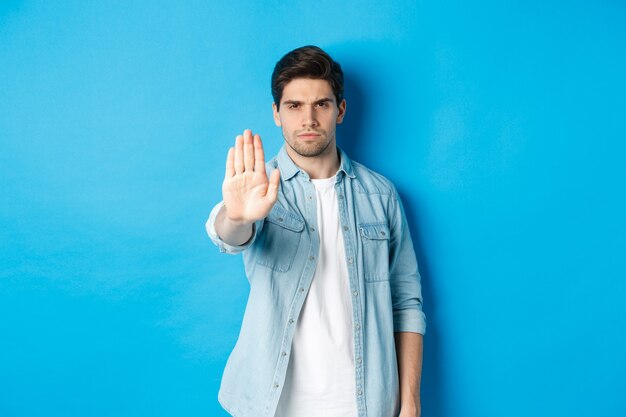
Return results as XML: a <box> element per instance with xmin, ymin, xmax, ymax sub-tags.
<box><xmin>266</xmin><ymin>206</ymin><xmax>305</xmax><ymax>232</ymax></box>
<box><xmin>359</xmin><ymin>222</ymin><xmax>390</xmax><ymax>240</ymax></box>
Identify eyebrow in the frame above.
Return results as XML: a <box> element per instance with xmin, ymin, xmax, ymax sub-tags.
<box><xmin>282</xmin><ymin>98</ymin><xmax>334</xmax><ymax>106</ymax></box>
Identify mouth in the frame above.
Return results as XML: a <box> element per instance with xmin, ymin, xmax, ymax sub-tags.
<box><xmin>297</xmin><ymin>132</ymin><xmax>322</xmax><ymax>139</ymax></box>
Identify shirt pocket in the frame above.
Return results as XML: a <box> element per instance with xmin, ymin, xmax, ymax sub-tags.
<box><xmin>255</xmin><ymin>206</ymin><xmax>305</xmax><ymax>273</ymax></box>
<box><xmin>359</xmin><ymin>222</ymin><xmax>390</xmax><ymax>282</ymax></box>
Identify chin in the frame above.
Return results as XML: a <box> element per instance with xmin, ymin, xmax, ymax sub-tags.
<box><xmin>288</xmin><ymin>140</ymin><xmax>327</xmax><ymax>158</ymax></box>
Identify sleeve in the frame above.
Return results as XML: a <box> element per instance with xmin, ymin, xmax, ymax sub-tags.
<box><xmin>205</xmin><ymin>201</ymin><xmax>263</xmax><ymax>255</ymax></box>
<box><xmin>388</xmin><ymin>187</ymin><xmax>427</xmax><ymax>335</ymax></box>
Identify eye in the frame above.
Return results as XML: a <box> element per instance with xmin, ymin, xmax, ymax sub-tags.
<box><xmin>316</xmin><ymin>102</ymin><xmax>329</xmax><ymax>108</ymax></box>
<box><xmin>287</xmin><ymin>103</ymin><xmax>300</xmax><ymax>109</ymax></box>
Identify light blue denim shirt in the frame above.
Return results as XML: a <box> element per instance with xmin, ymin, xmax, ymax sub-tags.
<box><xmin>206</xmin><ymin>145</ymin><xmax>426</xmax><ymax>417</ymax></box>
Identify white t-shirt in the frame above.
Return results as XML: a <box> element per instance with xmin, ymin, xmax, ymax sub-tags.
<box><xmin>274</xmin><ymin>175</ymin><xmax>357</xmax><ymax>417</ymax></box>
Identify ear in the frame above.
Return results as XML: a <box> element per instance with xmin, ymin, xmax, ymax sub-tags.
<box><xmin>272</xmin><ymin>102</ymin><xmax>282</xmax><ymax>127</ymax></box>
<box><xmin>336</xmin><ymin>99</ymin><xmax>347</xmax><ymax>124</ymax></box>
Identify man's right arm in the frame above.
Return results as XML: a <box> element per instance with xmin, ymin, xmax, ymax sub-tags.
<box><xmin>214</xmin><ymin>204</ymin><xmax>255</xmax><ymax>247</ymax></box>
<box><xmin>206</xmin><ymin>129</ymin><xmax>280</xmax><ymax>253</ymax></box>
<box><xmin>205</xmin><ymin>201</ymin><xmax>260</xmax><ymax>254</ymax></box>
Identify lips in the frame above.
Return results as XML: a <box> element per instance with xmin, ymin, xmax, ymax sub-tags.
<box><xmin>297</xmin><ymin>132</ymin><xmax>322</xmax><ymax>138</ymax></box>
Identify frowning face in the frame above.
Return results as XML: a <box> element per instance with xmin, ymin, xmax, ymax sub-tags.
<box><xmin>272</xmin><ymin>78</ymin><xmax>346</xmax><ymax>160</ymax></box>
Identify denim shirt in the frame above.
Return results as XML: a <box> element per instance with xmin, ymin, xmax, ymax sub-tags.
<box><xmin>206</xmin><ymin>145</ymin><xmax>426</xmax><ymax>417</ymax></box>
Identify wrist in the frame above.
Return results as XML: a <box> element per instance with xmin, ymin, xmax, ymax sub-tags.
<box><xmin>221</xmin><ymin>205</ymin><xmax>253</xmax><ymax>227</ymax></box>
<box><xmin>225</xmin><ymin>214</ymin><xmax>253</xmax><ymax>227</ymax></box>
<box><xmin>399</xmin><ymin>405</ymin><xmax>420</xmax><ymax>417</ymax></box>
<box><xmin>400</xmin><ymin>399</ymin><xmax>421</xmax><ymax>414</ymax></box>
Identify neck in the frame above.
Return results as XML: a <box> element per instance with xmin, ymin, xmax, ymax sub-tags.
<box><xmin>286</xmin><ymin>142</ymin><xmax>340</xmax><ymax>180</ymax></box>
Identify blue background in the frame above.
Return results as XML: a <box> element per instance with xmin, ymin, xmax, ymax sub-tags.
<box><xmin>1</xmin><ymin>1</ymin><xmax>625</xmax><ymax>416</ymax></box>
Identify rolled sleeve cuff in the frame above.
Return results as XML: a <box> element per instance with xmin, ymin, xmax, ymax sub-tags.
<box><xmin>205</xmin><ymin>201</ymin><xmax>257</xmax><ymax>254</ymax></box>
<box><xmin>393</xmin><ymin>308</ymin><xmax>427</xmax><ymax>335</ymax></box>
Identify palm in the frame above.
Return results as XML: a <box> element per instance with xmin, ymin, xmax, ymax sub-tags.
<box><xmin>223</xmin><ymin>167</ymin><xmax>274</xmax><ymax>221</ymax></box>
<box><xmin>222</xmin><ymin>130</ymin><xmax>280</xmax><ymax>223</ymax></box>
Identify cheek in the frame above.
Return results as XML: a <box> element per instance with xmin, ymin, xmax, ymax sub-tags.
<box><xmin>323</xmin><ymin>115</ymin><xmax>338</xmax><ymax>129</ymax></box>
<box><xmin>278</xmin><ymin>115</ymin><xmax>293</xmax><ymax>128</ymax></box>
<box><xmin>282</xmin><ymin>126</ymin><xmax>293</xmax><ymax>139</ymax></box>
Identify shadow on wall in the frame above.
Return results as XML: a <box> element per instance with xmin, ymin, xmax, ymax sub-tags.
<box><xmin>340</xmin><ymin>69</ymin><xmax>448</xmax><ymax>417</ymax></box>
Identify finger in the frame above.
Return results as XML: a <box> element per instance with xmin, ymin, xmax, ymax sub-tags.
<box><xmin>253</xmin><ymin>134</ymin><xmax>266</xmax><ymax>174</ymax></box>
<box><xmin>266</xmin><ymin>169</ymin><xmax>280</xmax><ymax>203</ymax></box>
<box><xmin>243</xmin><ymin>129</ymin><xmax>254</xmax><ymax>172</ymax></box>
<box><xmin>234</xmin><ymin>134</ymin><xmax>244</xmax><ymax>174</ymax></box>
<box><xmin>225</xmin><ymin>147</ymin><xmax>235</xmax><ymax>178</ymax></box>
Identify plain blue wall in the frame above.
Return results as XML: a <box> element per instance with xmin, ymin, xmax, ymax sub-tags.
<box><xmin>1</xmin><ymin>1</ymin><xmax>625</xmax><ymax>416</ymax></box>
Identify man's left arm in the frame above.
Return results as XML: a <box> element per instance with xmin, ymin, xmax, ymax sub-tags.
<box><xmin>388</xmin><ymin>186</ymin><xmax>426</xmax><ymax>417</ymax></box>
<box><xmin>394</xmin><ymin>331</ymin><xmax>423</xmax><ymax>417</ymax></box>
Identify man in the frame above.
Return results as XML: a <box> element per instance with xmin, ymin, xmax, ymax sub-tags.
<box><xmin>206</xmin><ymin>45</ymin><xmax>426</xmax><ymax>417</ymax></box>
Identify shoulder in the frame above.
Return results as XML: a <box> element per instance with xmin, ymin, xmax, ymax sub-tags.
<box><xmin>264</xmin><ymin>154</ymin><xmax>280</xmax><ymax>176</ymax></box>
<box><xmin>351</xmin><ymin>160</ymin><xmax>398</xmax><ymax>197</ymax></box>
<box><xmin>266</xmin><ymin>154</ymin><xmax>279</xmax><ymax>169</ymax></box>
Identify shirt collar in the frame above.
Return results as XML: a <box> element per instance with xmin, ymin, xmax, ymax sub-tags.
<box><xmin>276</xmin><ymin>144</ymin><xmax>356</xmax><ymax>181</ymax></box>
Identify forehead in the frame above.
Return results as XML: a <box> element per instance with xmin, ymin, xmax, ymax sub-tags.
<box><xmin>281</xmin><ymin>78</ymin><xmax>335</xmax><ymax>102</ymax></box>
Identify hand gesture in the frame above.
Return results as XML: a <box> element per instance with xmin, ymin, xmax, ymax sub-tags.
<box><xmin>222</xmin><ymin>129</ymin><xmax>280</xmax><ymax>224</ymax></box>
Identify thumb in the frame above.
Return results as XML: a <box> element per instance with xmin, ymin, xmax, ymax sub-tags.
<box><xmin>266</xmin><ymin>168</ymin><xmax>280</xmax><ymax>203</ymax></box>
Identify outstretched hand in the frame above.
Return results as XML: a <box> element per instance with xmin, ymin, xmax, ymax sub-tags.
<box><xmin>222</xmin><ymin>129</ymin><xmax>280</xmax><ymax>224</ymax></box>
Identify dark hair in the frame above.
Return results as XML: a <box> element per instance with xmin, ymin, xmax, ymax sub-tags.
<box><xmin>271</xmin><ymin>45</ymin><xmax>344</xmax><ymax>110</ymax></box>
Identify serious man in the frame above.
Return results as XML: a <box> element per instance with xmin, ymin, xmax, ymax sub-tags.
<box><xmin>206</xmin><ymin>46</ymin><xmax>426</xmax><ymax>417</ymax></box>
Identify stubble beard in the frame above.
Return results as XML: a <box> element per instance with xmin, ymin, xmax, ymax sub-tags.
<box><xmin>284</xmin><ymin>130</ymin><xmax>335</xmax><ymax>158</ymax></box>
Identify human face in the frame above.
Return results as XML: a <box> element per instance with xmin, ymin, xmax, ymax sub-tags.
<box><xmin>272</xmin><ymin>78</ymin><xmax>346</xmax><ymax>159</ymax></box>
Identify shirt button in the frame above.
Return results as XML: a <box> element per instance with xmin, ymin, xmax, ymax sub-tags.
<box><xmin>299</xmin><ymin>288</ymin><xmax>305</xmax><ymax>292</ymax></box>
<box><xmin>307</xmin><ymin>195</ymin><xmax>313</xmax><ymax>200</ymax></box>
<box><xmin>274</xmin><ymin>383</ymin><xmax>279</xmax><ymax>388</ymax></box>
<box><xmin>343</xmin><ymin>226</ymin><xmax>349</xmax><ymax>231</ymax></box>
<box><xmin>357</xmin><ymin>389</ymin><xmax>363</xmax><ymax>395</ymax></box>
<box><xmin>356</xmin><ymin>357</ymin><xmax>362</xmax><ymax>364</ymax></box>
<box><xmin>353</xmin><ymin>291</ymin><xmax>359</xmax><ymax>297</ymax></box>
<box><xmin>348</xmin><ymin>257</ymin><xmax>353</xmax><ymax>264</ymax></box>
<box><xmin>310</xmin><ymin>227</ymin><xmax>315</xmax><ymax>232</ymax></box>
<box><xmin>309</xmin><ymin>256</ymin><xmax>315</xmax><ymax>261</ymax></box>
<box><xmin>355</xmin><ymin>323</ymin><xmax>361</xmax><ymax>329</ymax></box>
<box><xmin>338</xmin><ymin>195</ymin><xmax>344</xmax><ymax>200</ymax></box>
<box><xmin>282</xmin><ymin>352</ymin><xmax>287</xmax><ymax>357</ymax></box>
<box><xmin>289</xmin><ymin>318</ymin><xmax>294</xmax><ymax>324</ymax></box>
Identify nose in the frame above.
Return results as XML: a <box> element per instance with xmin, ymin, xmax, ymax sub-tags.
<box><xmin>301</xmin><ymin>105</ymin><xmax>318</xmax><ymax>128</ymax></box>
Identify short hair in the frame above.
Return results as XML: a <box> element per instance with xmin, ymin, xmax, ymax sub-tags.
<box><xmin>271</xmin><ymin>45</ymin><xmax>344</xmax><ymax>110</ymax></box>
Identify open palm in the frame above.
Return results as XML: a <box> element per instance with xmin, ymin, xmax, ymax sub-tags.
<box><xmin>222</xmin><ymin>130</ymin><xmax>280</xmax><ymax>224</ymax></box>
